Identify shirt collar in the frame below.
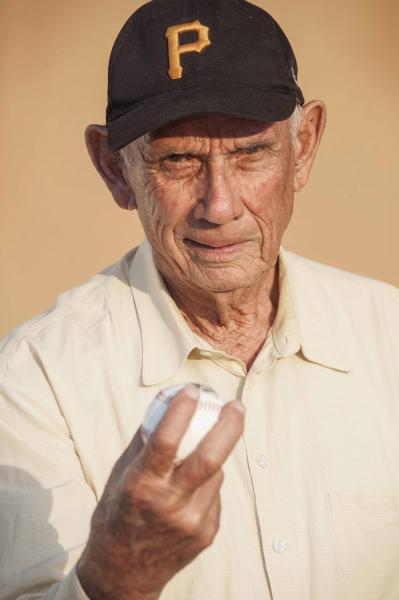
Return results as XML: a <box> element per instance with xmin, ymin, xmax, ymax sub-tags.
<box><xmin>129</xmin><ymin>241</ymin><xmax>350</xmax><ymax>386</ymax></box>
<box><xmin>280</xmin><ymin>248</ymin><xmax>351</xmax><ymax>373</ymax></box>
<box><xmin>130</xmin><ymin>240</ymin><xmax>199</xmax><ymax>385</ymax></box>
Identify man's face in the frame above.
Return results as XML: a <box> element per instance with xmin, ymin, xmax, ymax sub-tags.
<box><xmin>124</xmin><ymin>115</ymin><xmax>296</xmax><ymax>293</ymax></box>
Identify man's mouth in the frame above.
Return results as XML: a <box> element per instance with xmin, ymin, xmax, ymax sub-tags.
<box><xmin>183</xmin><ymin>238</ymin><xmax>248</xmax><ymax>251</ymax></box>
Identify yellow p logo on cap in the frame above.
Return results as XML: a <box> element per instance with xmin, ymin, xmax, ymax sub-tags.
<box><xmin>165</xmin><ymin>20</ymin><xmax>211</xmax><ymax>80</ymax></box>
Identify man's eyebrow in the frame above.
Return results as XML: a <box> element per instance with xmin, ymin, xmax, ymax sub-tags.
<box><xmin>142</xmin><ymin>144</ymin><xmax>193</xmax><ymax>159</ymax></box>
<box><xmin>228</xmin><ymin>140</ymin><xmax>272</xmax><ymax>153</ymax></box>
<box><xmin>143</xmin><ymin>132</ymin><xmax>275</xmax><ymax>158</ymax></box>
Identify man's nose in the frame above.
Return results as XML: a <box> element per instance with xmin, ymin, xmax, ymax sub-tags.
<box><xmin>193</xmin><ymin>160</ymin><xmax>244</xmax><ymax>225</ymax></box>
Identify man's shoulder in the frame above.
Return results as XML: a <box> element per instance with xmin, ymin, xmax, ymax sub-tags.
<box><xmin>283</xmin><ymin>250</ymin><xmax>399</xmax><ymax>363</ymax></box>
<box><xmin>283</xmin><ymin>248</ymin><xmax>399</xmax><ymax>302</ymax></box>
<box><xmin>0</xmin><ymin>247</ymin><xmax>140</xmax><ymax>373</ymax></box>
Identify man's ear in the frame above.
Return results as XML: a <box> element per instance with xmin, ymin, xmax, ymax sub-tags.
<box><xmin>293</xmin><ymin>100</ymin><xmax>326</xmax><ymax>193</ymax></box>
<box><xmin>85</xmin><ymin>124</ymin><xmax>137</xmax><ymax>211</ymax></box>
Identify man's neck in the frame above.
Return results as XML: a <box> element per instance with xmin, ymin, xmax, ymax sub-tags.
<box><xmin>164</xmin><ymin>263</ymin><xmax>280</xmax><ymax>370</ymax></box>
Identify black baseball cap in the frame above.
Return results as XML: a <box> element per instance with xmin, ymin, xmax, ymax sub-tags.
<box><xmin>106</xmin><ymin>0</ymin><xmax>305</xmax><ymax>151</ymax></box>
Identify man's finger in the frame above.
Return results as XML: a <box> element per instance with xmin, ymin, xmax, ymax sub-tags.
<box><xmin>177</xmin><ymin>472</ymin><xmax>223</xmax><ymax>548</ymax></box>
<box><xmin>173</xmin><ymin>400</ymin><xmax>245</xmax><ymax>491</ymax></box>
<box><xmin>189</xmin><ymin>469</ymin><xmax>224</xmax><ymax>516</ymax></box>
<box><xmin>140</xmin><ymin>385</ymin><xmax>199</xmax><ymax>477</ymax></box>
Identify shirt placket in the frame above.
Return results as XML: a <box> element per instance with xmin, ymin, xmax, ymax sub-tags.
<box><xmin>240</xmin><ymin>368</ymin><xmax>304</xmax><ymax>600</ymax></box>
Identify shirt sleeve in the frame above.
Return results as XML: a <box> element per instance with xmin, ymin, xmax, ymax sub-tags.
<box><xmin>0</xmin><ymin>335</ymin><xmax>97</xmax><ymax>600</ymax></box>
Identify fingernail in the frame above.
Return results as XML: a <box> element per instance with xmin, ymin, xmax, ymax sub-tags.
<box><xmin>232</xmin><ymin>401</ymin><xmax>246</xmax><ymax>414</ymax></box>
<box><xmin>184</xmin><ymin>383</ymin><xmax>199</xmax><ymax>400</ymax></box>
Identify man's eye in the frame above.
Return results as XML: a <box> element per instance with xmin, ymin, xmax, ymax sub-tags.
<box><xmin>240</xmin><ymin>145</ymin><xmax>263</xmax><ymax>155</ymax></box>
<box><xmin>165</xmin><ymin>154</ymin><xmax>188</xmax><ymax>163</ymax></box>
<box><xmin>160</xmin><ymin>153</ymin><xmax>200</xmax><ymax>178</ymax></box>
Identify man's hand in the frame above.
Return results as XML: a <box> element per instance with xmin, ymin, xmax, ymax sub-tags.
<box><xmin>76</xmin><ymin>386</ymin><xmax>245</xmax><ymax>600</ymax></box>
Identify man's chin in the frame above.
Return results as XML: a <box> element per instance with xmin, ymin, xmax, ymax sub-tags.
<box><xmin>183</xmin><ymin>265</ymin><xmax>261</xmax><ymax>294</ymax></box>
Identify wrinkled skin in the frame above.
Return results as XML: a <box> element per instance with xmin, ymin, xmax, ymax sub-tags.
<box><xmin>128</xmin><ymin>116</ymin><xmax>295</xmax><ymax>295</ymax></box>
<box><xmin>86</xmin><ymin>105</ymin><xmax>325</xmax><ymax>367</ymax></box>
<box><xmin>78</xmin><ymin>104</ymin><xmax>325</xmax><ymax>599</ymax></box>
<box><xmin>77</xmin><ymin>387</ymin><xmax>245</xmax><ymax>600</ymax></box>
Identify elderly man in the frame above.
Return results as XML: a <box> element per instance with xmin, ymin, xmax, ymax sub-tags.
<box><xmin>1</xmin><ymin>1</ymin><xmax>399</xmax><ymax>599</ymax></box>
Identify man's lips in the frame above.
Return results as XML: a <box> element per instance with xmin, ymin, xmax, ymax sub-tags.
<box><xmin>184</xmin><ymin>238</ymin><xmax>248</xmax><ymax>249</ymax></box>
<box><xmin>183</xmin><ymin>238</ymin><xmax>252</xmax><ymax>259</ymax></box>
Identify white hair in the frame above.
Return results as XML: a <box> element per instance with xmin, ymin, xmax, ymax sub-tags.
<box><xmin>290</xmin><ymin>103</ymin><xmax>304</xmax><ymax>142</ymax></box>
<box><xmin>120</xmin><ymin>103</ymin><xmax>304</xmax><ymax>167</ymax></box>
<box><xmin>120</xmin><ymin>140</ymin><xmax>137</xmax><ymax>171</ymax></box>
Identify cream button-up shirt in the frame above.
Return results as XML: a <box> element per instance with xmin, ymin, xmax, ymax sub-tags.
<box><xmin>1</xmin><ymin>240</ymin><xmax>399</xmax><ymax>600</ymax></box>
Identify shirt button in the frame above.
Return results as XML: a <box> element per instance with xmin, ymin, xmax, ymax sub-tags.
<box><xmin>256</xmin><ymin>454</ymin><xmax>269</xmax><ymax>468</ymax></box>
<box><xmin>273</xmin><ymin>538</ymin><xmax>287</xmax><ymax>553</ymax></box>
<box><xmin>247</xmin><ymin>377</ymin><xmax>254</xmax><ymax>389</ymax></box>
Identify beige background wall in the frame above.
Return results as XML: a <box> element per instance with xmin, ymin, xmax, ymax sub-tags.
<box><xmin>1</xmin><ymin>0</ymin><xmax>398</xmax><ymax>338</ymax></box>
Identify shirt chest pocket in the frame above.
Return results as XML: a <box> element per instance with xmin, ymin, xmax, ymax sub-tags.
<box><xmin>328</xmin><ymin>490</ymin><xmax>399</xmax><ymax>600</ymax></box>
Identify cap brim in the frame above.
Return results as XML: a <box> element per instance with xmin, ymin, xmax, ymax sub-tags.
<box><xmin>107</xmin><ymin>83</ymin><xmax>297</xmax><ymax>151</ymax></box>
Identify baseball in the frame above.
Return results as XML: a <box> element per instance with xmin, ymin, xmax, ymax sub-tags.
<box><xmin>141</xmin><ymin>383</ymin><xmax>225</xmax><ymax>464</ymax></box>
